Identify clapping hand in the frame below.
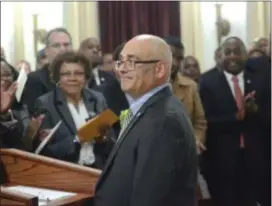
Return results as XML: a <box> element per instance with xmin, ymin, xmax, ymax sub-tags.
<box><xmin>26</xmin><ymin>115</ymin><xmax>45</xmax><ymax>139</ymax></box>
<box><xmin>94</xmin><ymin>124</ymin><xmax>110</xmax><ymax>143</ymax></box>
<box><xmin>0</xmin><ymin>82</ymin><xmax>17</xmax><ymax>113</ymax></box>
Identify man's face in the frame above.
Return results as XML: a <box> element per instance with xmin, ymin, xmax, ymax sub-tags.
<box><xmin>169</xmin><ymin>45</ymin><xmax>184</xmax><ymax>77</ymax></box>
<box><xmin>46</xmin><ymin>32</ymin><xmax>72</xmax><ymax>64</ymax></box>
<box><xmin>221</xmin><ymin>38</ymin><xmax>247</xmax><ymax>75</ymax></box>
<box><xmin>81</xmin><ymin>38</ymin><xmax>102</xmax><ymax>67</ymax></box>
<box><xmin>117</xmin><ymin>41</ymin><xmax>159</xmax><ymax>98</ymax></box>
<box><xmin>256</xmin><ymin>38</ymin><xmax>269</xmax><ymax>55</ymax></box>
<box><xmin>182</xmin><ymin>57</ymin><xmax>200</xmax><ymax>82</ymax></box>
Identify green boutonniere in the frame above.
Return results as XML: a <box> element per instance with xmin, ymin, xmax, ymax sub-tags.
<box><xmin>120</xmin><ymin>109</ymin><xmax>129</xmax><ymax>126</ymax></box>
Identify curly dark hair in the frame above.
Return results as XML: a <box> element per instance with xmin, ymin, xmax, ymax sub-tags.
<box><xmin>50</xmin><ymin>51</ymin><xmax>91</xmax><ymax>83</ymax></box>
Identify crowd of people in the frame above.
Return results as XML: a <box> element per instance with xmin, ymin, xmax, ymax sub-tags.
<box><xmin>0</xmin><ymin>27</ymin><xmax>271</xmax><ymax>206</ymax></box>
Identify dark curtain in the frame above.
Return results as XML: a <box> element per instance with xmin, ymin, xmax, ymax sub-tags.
<box><xmin>98</xmin><ymin>1</ymin><xmax>180</xmax><ymax>53</ymax></box>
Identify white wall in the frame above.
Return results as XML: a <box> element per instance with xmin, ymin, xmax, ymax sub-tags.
<box><xmin>22</xmin><ymin>2</ymin><xmax>64</xmax><ymax>70</ymax></box>
<box><xmin>200</xmin><ymin>2</ymin><xmax>248</xmax><ymax>71</ymax></box>
<box><xmin>1</xmin><ymin>2</ymin><xmax>15</xmax><ymax>63</ymax></box>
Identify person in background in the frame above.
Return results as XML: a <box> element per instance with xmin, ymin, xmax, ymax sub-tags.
<box><xmin>164</xmin><ymin>36</ymin><xmax>207</xmax><ymax>154</ymax></box>
<box><xmin>101</xmin><ymin>53</ymin><xmax>114</xmax><ymax>72</ymax></box>
<box><xmin>253</xmin><ymin>37</ymin><xmax>269</xmax><ymax>56</ymax></box>
<box><xmin>181</xmin><ymin>56</ymin><xmax>201</xmax><ymax>83</ymax></box>
<box><xmin>1</xmin><ymin>58</ymin><xmax>44</xmax><ymax>150</ymax></box>
<box><xmin>79</xmin><ymin>37</ymin><xmax>116</xmax><ymax>90</ymax></box>
<box><xmin>22</xmin><ymin>27</ymin><xmax>73</xmax><ymax>114</ymax></box>
<box><xmin>34</xmin><ymin>51</ymin><xmax>114</xmax><ymax>169</ymax></box>
<box><xmin>99</xmin><ymin>42</ymin><xmax>129</xmax><ymax>136</ymax></box>
<box><xmin>36</xmin><ymin>48</ymin><xmax>48</xmax><ymax>70</ymax></box>
<box><xmin>200</xmin><ymin>36</ymin><xmax>270</xmax><ymax>206</ymax></box>
<box><xmin>79</xmin><ymin>38</ymin><xmax>128</xmax><ymax>137</ymax></box>
<box><xmin>94</xmin><ymin>34</ymin><xmax>197</xmax><ymax>206</ymax></box>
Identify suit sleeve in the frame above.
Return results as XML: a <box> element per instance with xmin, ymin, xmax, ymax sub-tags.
<box><xmin>129</xmin><ymin>113</ymin><xmax>197</xmax><ymax>206</ymax></box>
<box><xmin>192</xmin><ymin>84</ymin><xmax>207</xmax><ymax>144</ymax></box>
<box><xmin>34</xmin><ymin>98</ymin><xmax>79</xmax><ymax>161</ymax></box>
<box><xmin>199</xmin><ymin>79</ymin><xmax>239</xmax><ymax>130</ymax></box>
<box><xmin>22</xmin><ymin>75</ymin><xmax>44</xmax><ymax>114</ymax></box>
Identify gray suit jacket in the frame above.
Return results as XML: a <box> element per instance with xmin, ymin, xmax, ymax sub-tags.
<box><xmin>94</xmin><ymin>87</ymin><xmax>198</xmax><ymax>206</ymax></box>
<box><xmin>34</xmin><ymin>88</ymin><xmax>114</xmax><ymax>169</ymax></box>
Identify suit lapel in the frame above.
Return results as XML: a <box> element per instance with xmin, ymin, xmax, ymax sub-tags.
<box><xmin>55</xmin><ymin>89</ymin><xmax>77</xmax><ymax>135</ymax></box>
<box><xmin>82</xmin><ymin>89</ymin><xmax>100</xmax><ymax>117</ymax></box>
<box><xmin>96</xmin><ymin>87</ymin><xmax>172</xmax><ymax>189</ymax></box>
<box><xmin>244</xmin><ymin>71</ymin><xmax>255</xmax><ymax>96</ymax></box>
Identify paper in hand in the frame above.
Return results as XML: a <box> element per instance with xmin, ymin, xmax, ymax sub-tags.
<box><xmin>15</xmin><ymin>64</ymin><xmax>28</xmax><ymax>102</ymax></box>
<box><xmin>77</xmin><ymin>109</ymin><xmax>118</xmax><ymax>143</ymax></box>
<box><xmin>35</xmin><ymin>120</ymin><xmax>62</xmax><ymax>154</ymax></box>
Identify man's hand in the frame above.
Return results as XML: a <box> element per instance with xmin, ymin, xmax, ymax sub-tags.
<box><xmin>196</xmin><ymin>140</ymin><xmax>206</xmax><ymax>154</ymax></box>
<box><xmin>235</xmin><ymin>110</ymin><xmax>245</xmax><ymax>120</ymax></box>
<box><xmin>26</xmin><ymin>115</ymin><xmax>45</xmax><ymax>139</ymax></box>
<box><xmin>39</xmin><ymin>129</ymin><xmax>51</xmax><ymax>141</ymax></box>
<box><xmin>95</xmin><ymin>124</ymin><xmax>110</xmax><ymax>143</ymax></box>
<box><xmin>0</xmin><ymin>82</ymin><xmax>17</xmax><ymax>113</ymax></box>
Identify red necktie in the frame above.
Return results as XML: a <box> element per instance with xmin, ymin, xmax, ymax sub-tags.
<box><xmin>232</xmin><ymin>76</ymin><xmax>245</xmax><ymax>148</ymax></box>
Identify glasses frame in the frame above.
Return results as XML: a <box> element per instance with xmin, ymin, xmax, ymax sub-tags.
<box><xmin>115</xmin><ymin>59</ymin><xmax>160</xmax><ymax>70</ymax></box>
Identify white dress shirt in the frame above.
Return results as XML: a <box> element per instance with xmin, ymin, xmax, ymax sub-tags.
<box><xmin>67</xmin><ymin>101</ymin><xmax>95</xmax><ymax>165</ymax></box>
<box><xmin>224</xmin><ymin>71</ymin><xmax>245</xmax><ymax>97</ymax></box>
<box><xmin>92</xmin><ymin>67</ymin><xmax>101</xmax><ymax>86</ymax></box>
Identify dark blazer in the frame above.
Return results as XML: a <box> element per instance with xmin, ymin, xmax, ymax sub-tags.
<box><xmin>22</xmin><ymin>65</ymin><xmax>55</xmax><ymax>114</ymax></box>
<box><xmin>94</xmin><ymin>87</ymin><xmax>198</xmax><ymax>206</ymax></box>
<box><xmin>200</xmin><ymin>68</ymin><xmax>270</xmax><ymax>153</ymax></box>
<box><xmin>199</xmin><ymin>68</ymin><xmax>270</xmax><ymax>204</ymax></box>
<box><xmin>34</xmin><ymin>88</ymin><xmax>114</xmax><ymax>169</ymax></box>
<box><xmin>87</xmin><ymin>69</ymin><xmax>117</xmax><ymax>91</ymax></box>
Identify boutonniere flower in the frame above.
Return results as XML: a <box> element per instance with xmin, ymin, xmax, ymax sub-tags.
<box><xmin>244</xmin><ymin>90</ymin><xmax>258</xmax><ymax>114</ymax></box>
<box><xmin>120</xmin><ymin>109</ymin><xmax>129</xmax><ymax>126</ymax></box>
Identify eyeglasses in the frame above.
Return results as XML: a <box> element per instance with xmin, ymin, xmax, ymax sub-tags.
<box><xmin>115</xmin><ymin>59</ymin><xmax>160</xmax><ymax>70</ymax></box>
<box><xmin>59</xmin><ymin>71</ymin><xmax>85</xmax><ymax>79</ymax></box>
<box><xmin>48</xmin><ymin>42</ymin><xmax>72</xmax><ymax>49</ymax></box>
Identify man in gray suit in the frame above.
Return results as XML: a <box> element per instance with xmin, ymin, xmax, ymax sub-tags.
<box><xmin>94</xmin><ymin>34</ymin><xmax>198</xmax><ymax>206</ymax></box>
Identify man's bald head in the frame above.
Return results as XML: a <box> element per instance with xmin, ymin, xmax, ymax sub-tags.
<box><xmin>116</xmin><ymin>34</ymin><xmax>172</xmax><ymax>98</ymax></box>
<box><xmin>125</xmin><ymin>34</ymin><xmax>172</xmax><ymax>79</ymax></box>
<box><xmin>79</xmin><ymin>37</ymin><xmax>102</xmax><ymax>68</ymax></box>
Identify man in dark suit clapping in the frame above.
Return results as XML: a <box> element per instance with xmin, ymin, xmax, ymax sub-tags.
<box><xmin>200</xmin><ymin>37</ymin><xmax>270</xmax><ymax>206</ymax></box>
<box><xmin>94</xmin><ymin>34</ymin><xmax>198</xmax><ymax>206</ymax></box>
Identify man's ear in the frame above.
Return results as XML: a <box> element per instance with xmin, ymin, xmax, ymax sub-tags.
<box><xmin>155</xmin><ymin>62</ymin><xmax>168</xmax><ymax>79</ymax></box>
